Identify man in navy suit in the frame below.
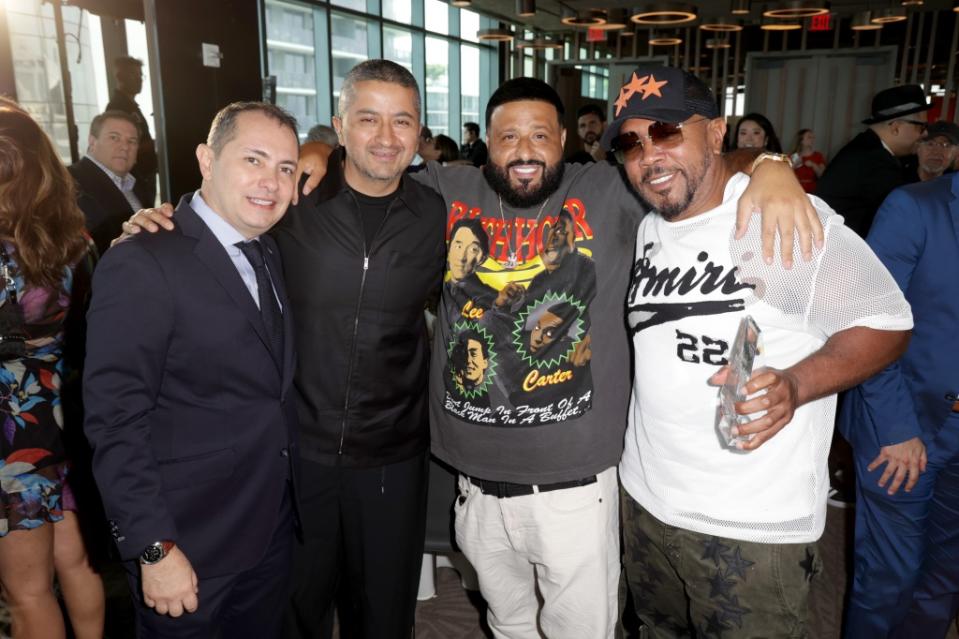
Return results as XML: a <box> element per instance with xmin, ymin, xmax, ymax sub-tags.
<box><xmin>83</xmin><ymin>102</ymin><xmax>300</xmax><ymax>638</ymax></box>
<box><xmin>841</xmin><ymin>172</ymin><xmax>959</xmax><ymax>637</ymax></box>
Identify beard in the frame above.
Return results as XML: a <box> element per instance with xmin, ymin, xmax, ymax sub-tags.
<box><xmin>582</xmin><ymin>131</ymin><xmax>598</xmax><ymax>146</ymax></box>
<box><xmin>632</xmin><ymin>152</ymin><xmax>712</xmax><ymax>221</ymax></box>
<box><xmin>483</xmin><ymin>159</ymin><xmax>565</xmax><ymax>208</ymax></box>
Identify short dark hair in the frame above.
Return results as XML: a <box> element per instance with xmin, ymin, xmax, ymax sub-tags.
<box><xmin>485</xmin><ymin>77</ymin><xmax>564</xmax><ymax>129</ymax></box>
<box><xmin>576</xmin><ymin>104</ymin><xmax>605</xmax><ymax>122</ymax></box>
<box><xmin>464</xmin><ymin>122</ymin><xmax>480</xmax><ymax>136</ymax></box>
<box><xmin>433</xmin><ymin>134</ymin><xmax>459</xmax><ymax>163</ymax></box>
<box><xmin>89</xmin><ymin>110</ymin><xmax>140</xmax><ymax>139</ymax></box>
<box><xmin>113</xmin><ymin>55</ymin><xmax>142</xmax><ymax>71</ymax></box>
<box><xmin>449</xmin><ymin>217</ymin><xmax>489</xmax><ymax>260</ymax></box>
<box><xmin>420</xmin><ymin>125</ymin><xmax>433</xmax><ymax>141</ymax></box>
<box><xmin>339</xmin><ymin>59</ymin><xmax>421</xmax><ymax>118</ymax></box>
<box><xmin>207</xmin><ymin>102</ymin><xmax>298</xmax><ymax>155</ymax></box>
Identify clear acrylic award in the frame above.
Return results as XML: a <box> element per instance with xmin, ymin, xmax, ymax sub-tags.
<box><xmin>717</xmin><ymin>315</ymin><xmax>762</xmax><ymax>449</ymax></box>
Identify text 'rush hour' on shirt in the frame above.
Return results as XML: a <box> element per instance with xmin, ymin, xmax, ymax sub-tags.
<box><xmin>413</xmin><ymin>161</ymin><xmax>644</xmax><ymax>484</ymax></box>
<box><xmin>620</xmin><ymin>172</ymin><xmax>913</xmax><ymax>544</ymax></box>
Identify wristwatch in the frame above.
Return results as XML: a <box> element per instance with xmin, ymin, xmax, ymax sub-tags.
<box><xmin>750</xmin><ymin>152</ymin><xmax>793</xmax><ymax>174</ymax></box>
<box><xmin>139</xmin><ymin>540</ymin><xmax>176</xmax><ymax>565</ymax></box>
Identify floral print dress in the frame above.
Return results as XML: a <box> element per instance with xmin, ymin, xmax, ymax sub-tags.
<box><xmin>0</xmin><ymin>244</ymin><xmax>73</xmax><ymax>536</ymax></box>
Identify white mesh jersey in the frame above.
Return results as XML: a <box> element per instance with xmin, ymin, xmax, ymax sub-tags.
<box><xmin>619</xmin><ymin>172</ymin><xmax>913</xmax><ymax>544</ymax></box>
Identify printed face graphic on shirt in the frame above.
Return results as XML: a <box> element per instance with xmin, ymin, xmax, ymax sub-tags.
<box><xmin>440</xmin><ymin>196</ymin><xmax>596</xmax><ymax>427</ymax></box>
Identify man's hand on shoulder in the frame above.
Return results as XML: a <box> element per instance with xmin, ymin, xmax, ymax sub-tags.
<box><xmin>736</xmin><ymin>157</ymin><xmax>824</xmax><ymax>269</ymax></box>
<box><xmin>295</xmin><ymin>141</ymin><xmax>334</xmax><ymax>204</ymax></box>
<box><xmin>868</xmin><ymin>436</ymin><xmax>927</xmax><ymax>495</ymax></box>
<box><xmin>114</xmin><ymin>203</ymin><xmax>176</xmax><ymax>246</ymax></box>
<box><xmin>141</xmin><ymin>544</ymin><xmax>199</xmax><ymax>617</ymax></box>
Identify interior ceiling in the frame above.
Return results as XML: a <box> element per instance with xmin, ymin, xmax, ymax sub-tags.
<box><xmin>470</xmin><ymin>0</ymin><xmax>958</xmax><ymax>38</ymax></box>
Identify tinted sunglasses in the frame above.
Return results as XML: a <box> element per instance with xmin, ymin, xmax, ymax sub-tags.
<box><xmin>610</xmin><ymin>118</ymin><xmax>708</xmax><ymax>164</ymax></box>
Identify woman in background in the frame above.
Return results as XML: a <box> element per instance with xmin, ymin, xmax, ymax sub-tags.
<box><xmin>791</xmin><ymin>128</ymin><xmax>827</xmax><ymax>193</ymax></box>
<box><xmin>0</xmin><ymin>104</ymin><xmax>103</xmax><ymax>638</ymax></box>
<box><xmin>731</xmin><ymin>112</ymin><xmax>783</xmax><ymax>153</ymax></box>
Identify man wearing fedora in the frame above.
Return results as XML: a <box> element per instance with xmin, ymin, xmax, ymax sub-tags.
<box><xmin>817</xmin><ymin>84</ymin><xmax>930</xmax><ymax>238</ymax></box>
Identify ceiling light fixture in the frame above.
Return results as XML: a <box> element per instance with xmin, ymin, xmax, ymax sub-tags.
<box><xmin>871</xmin><ymin>7</ymin><xmax>906</xmax><ymax>23</ymax></box>
<box><xmin>630</xmin><ymin>3</ymin><xmax>697</xmax><ymax>25</ymax></box>
<box><xmin>704</xmin><ymin>37</ymin><xmax>731</xmax><ymax>48</ymax></box>
<box><xmin>649</xmin><ymin>31</ymin><xmax>683</xmax><ymax>45</ymax></box>
<box><xmin>851</xmin><ymin>10</ymin><xmax>882</xmax><ymax>29</ymax></box>
<box><xmin>901</xmin><ymin>0</ymin><xmax>923</xmax><ymax>6</ymax></box>
<box><xmin>516</xmin><ymin>0</ymin><xmax>535</xmax><ymax>17</ymax></box>
<box><xmin>762</xmin><ymin>0</ymin><xmax>829</xmax><ymax>18</ymax></box>
<box><xmin>730</xmin><ymin>0</ymin><xmax>750</xmax><ymax>14</ymax></box>
<box><xmin>516</xmin><ymin>36</ymin><xmax>563</xmax><ymax>49</ymax></box>
<box><xmin>561</xmin><ymin>8</ymin><xmax>608</xmax><ymax>26</ymax></box>
<box><xmin>591</xmin><ymin>8</ymin><xmax>628</xmax><ymax>30</ymax></box>
<box><xmin>700</xmin><ymin>16</ymin><xmax>743</xmax><ymax>31</ymax></box>
<box><xmin>451</xmin><ymin>0</ymin><xmax>471</xmax><ymax>6</ymax></box>
<box><xmin>759</xmin><ymin>18</ymin><xmax>802</xmax><ymax>30</ymax></box>
<box><xmin>477</xmin><ymin>28</ymin><xmax>515</xmax><ymax>41</ymax></box>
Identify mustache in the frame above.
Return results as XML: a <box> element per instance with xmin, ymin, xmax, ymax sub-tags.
<box><xmin>506</xmin><ymin>159</ymin><xmax>546</xmax><ymax>170</ymax></box>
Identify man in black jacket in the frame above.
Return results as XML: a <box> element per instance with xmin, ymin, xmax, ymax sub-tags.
<box><xmin>69</xmin><ymin>110</ymin><xmax>142</xmax><ymax>256</ymax></box>
<box><xmin>272</xmin><ymin>61</ymin><xmax>446</xmax><ymax>639</ymax></box>
<box><xmin>106</xmin><ymin>56</ymin><xmax>158</xmax><ymax>205</ymax></box>
<box><xmin>816</xmin><ymin>84</ymin><xmax>929</xmax><ymax>238</ymax></box>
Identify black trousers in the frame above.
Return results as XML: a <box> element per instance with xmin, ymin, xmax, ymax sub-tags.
<box><xmin>127</xmin><ymin>485</ymin><xmax>294</xmax><ymax>639</ymax></box>
<box><xmin>284</xmin><ymin>450</ymin><xmax>429</xmax><ymax>639</ymax></box>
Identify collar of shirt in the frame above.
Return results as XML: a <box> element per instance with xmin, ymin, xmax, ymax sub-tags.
<box><xmin>87</xmin><ymin>155</ymin><xmax>138</xmax><ymax>193</ymax></box>
<box><xmin>190</xmin><ymin>192</ymin><xmax>254</xmax><ymax>256</ymax></box>
<box><xmin>879</xmin><ymin>137</ymin><xmax>894</xmax><ymax>156</ymax></box>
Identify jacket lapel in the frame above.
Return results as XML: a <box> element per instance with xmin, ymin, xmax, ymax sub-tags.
<box><xmin>175</xmin><ymin>197</ymin><xmax>274</xmax><ymax>359</ymax></box>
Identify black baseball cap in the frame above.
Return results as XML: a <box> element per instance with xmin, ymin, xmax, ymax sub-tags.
<box><xmin>600</xmin><ymin>65</ymin><xmax>720</xmax><ymax>151</ymax></box>
<box><xmin>923</xmin><ymin>121</ymin><xmax>959</xmax><ymax>145</ymax></box>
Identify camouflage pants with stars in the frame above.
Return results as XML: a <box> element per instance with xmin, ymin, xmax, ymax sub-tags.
<box><xmin>621</xmin><ymin>487</ymin><xmax>821</xmax><ymax>638</ymax></box>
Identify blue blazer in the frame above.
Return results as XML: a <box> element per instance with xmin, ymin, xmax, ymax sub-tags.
<box><xmin>840</xmin><ymin>174</ymin><xmax>959</xmax><ymax>459</ymax></box>
<box><xmin>83</xmin><ymin>195</ymin><xmax>298</xmax><ymax>578</ymax></box>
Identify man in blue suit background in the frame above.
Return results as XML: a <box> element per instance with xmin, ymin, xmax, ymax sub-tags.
<box><xmin>841</xmin><ymin>172</ymin><xmax>959</xmax><ymax>637</ymax></box>
<box><xmin>84</xmin><ymin>102</ymin><xmax>300</xmax><ymax>638</ymax></box>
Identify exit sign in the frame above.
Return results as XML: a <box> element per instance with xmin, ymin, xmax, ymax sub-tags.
<box><xmin>586</xmin><ymin>27</ymin><xmax>608</xmax><ymax>42</ymax></box>
<box><xmin>810</xmin><ymin>14</ymin><xmax>832</xmax><ymax>31</ymax></box>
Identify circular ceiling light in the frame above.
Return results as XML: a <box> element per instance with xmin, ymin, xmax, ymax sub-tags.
<box><xmin>451</xmin><ymin>0</ymin><xmax>471</xmax><ymax>6</ymax></box>
<box><xmin>871</xmin><ymin>7</ymin><xmax>906</xmax><ymax>23</ymax></box>
<box><xmin>763</xmin><ymin>1</ymin><xmax>829</xmax><ymax>18</ymax></box>
<box><xmin>630</xmin><ymin>3</ymin><xmax>697</xmax><ymax>25</ymax></box>
<box><xmin>561</xmin><ymin>8</ymin><xmax>608</xmax><ymax>26</ymax></box>
<box><xmin>649</xmin><ymin>31</ymin><xmax>683</xmax><ymax>45</ymax></box>
<box><xmin>516</xmin><ymin>37</ymin><xmax>563</xmax><ymax>49</ymax></box>
<box><xmin>477</xmin><ymin>28</ymin><xmax>515</xmax><ymax>41</ymax></box>
<box><xmin>592</xmin><ymin>8</ymin><xmax>628</xmax><ymax>30</ymax></box>
<box><xmin>760</xmin><ymin>18</ymin><xmax>802</xmax><ymax>30</ymax></box>
<box><xmin>704</xmin><ymin>37</ymin><xmax>731</xmax><ymax>49</ymax></box>
<box><xmin>901</xmin><ymin>0</ymin><xmax>923</xmax><ymax>5</ymax></box>
<box><xmin>851</xmin><ymin>10</ymin><xmax>882</xmax><ymax>30</ymax></box>
<box><xmin>516</xmin><ymin>0</ymin><xmax>536</xmax><ymax>17</ymax></box>
<box><xmin>700</xmin><ymin>17</ymin><xmax>743</xmax><ymax>31</ymax></box>
<box><xmin>731</xmin><ymin>0</ymin><xmax>750</xmax><ymax>14</ymax></box>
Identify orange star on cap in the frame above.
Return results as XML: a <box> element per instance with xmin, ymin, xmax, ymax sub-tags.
<box><xmin>639</xmin><ymin>74</ymin><xmax>668</xmax><ymax>100</ymax></box>
<box><xmin>614</xmin><ymin>72</ymin><xmax>650</xmax><ymax>116</ymax></box>
<box><xmin>614</xmin><ymin>88</ymin><xmax>630</xmax><ymax>116</ymax></box>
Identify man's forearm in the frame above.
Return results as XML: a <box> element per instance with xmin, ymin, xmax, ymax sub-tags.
<box><xmin>724</xmin><ymin>148</ymin><xmax>762</xmax><ymax>175</ymax></box>
<box><xmin>788</xmin><ymin>326</ymin><xmax>910</xmax><ymax>407</ymax></box>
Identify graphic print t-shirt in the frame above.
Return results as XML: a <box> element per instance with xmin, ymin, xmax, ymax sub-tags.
<box><xmin>415</xmin><ymin>161</ymin><xmax>642</xmax><ymax>484</ymax></box>
<box><xmin>620</xmin><ymin>173</ymin><xmax>913</xmax><ymax>544</ymax></box>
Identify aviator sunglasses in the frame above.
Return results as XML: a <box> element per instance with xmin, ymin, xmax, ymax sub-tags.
<box><xmin>610</xmin><ymin>117</ymin><xmax>709</xmax><ymax>164</ymax></box>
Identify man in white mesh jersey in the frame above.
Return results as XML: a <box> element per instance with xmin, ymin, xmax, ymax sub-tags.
<box><xmin>605</xmin><ymin>65</ymin><xmax>913</xmax><ymax>636</ymax></box>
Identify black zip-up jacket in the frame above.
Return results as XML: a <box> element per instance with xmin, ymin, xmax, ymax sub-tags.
<box><xmin>271</xmin><ymin>148</ymin><xmax>446</xmax><ymax>467</ymax></box>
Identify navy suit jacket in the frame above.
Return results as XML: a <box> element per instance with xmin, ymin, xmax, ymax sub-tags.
<box><xmin>83</xmin><ymin>194</ymin><xmax>298</xmax><ymax>578</ymax></box>
<box><xmin>68</xmin><ymin>157</ymin><xmax>136</xmax><ymax>257</ymax></box>
<box><xmin>840</xmin><ymin>174</ymin><xmax>959</xmax><ymax>460</ymax></box>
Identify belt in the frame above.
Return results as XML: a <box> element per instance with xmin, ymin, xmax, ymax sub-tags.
<box><xmin>468</xmin><ymin>474</ymin><xmax>597</xmax><ymax>499</ymax></box>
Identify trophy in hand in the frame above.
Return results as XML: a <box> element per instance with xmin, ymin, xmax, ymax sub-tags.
<box><xmin>717</xmin><ymin>315</ymin><xmax>762</xmax><ymax>450</ymax></box>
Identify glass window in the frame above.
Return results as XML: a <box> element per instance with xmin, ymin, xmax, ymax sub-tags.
<box><xmin>460</xmin><ymin>9</ymin><xmax>480</xmax><ymax>43</ymax></box>
<box><xmin>383</xmin><ymin>26</ymin><xmax>413</xmax><ymax>72</ymax></box>
<box><xmin>266</xmin><ymin>1</ymin><xmax>318</xmax><ymax>136</ymax></box>
<box><xmin>579</xmin><ymin>64</ymin><xmax>608</xmax><ymax>100</ymax></box>
<box><xmin>382</xmin><ymin>0</ymin><xmax>412</xmax><ymax>24</ymax></box>
<box><xmin>425</xmin><ymin>37</ymin><xmax>449</xmax><ymax>135</ymax></box>
<box><xmin>460</xmin><ymin>45</ymin><xmax>480</xmax><ymax>131</ymax></box>
<box><xmin>331</xmin><ymin>0</ymin><xmax>366</xmax><ymax>11</ymax></box>
<box><xmin>425</xmin><ymin>0</ymin><xmax>448</xmax><ymax>34</ymax></box>
<box><xmin>331</xmin><ymin>12</ymin><xmax>371</xmax><ymax>103</ymax></box>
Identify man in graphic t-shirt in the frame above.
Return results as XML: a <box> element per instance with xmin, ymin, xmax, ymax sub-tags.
<box><xmin>609</xmin><ymin>65</ymin><xmax>913</xmax><ymax>636</ymax></box>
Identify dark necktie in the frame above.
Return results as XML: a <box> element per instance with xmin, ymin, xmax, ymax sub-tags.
<box><xmin>235</xmin><ymin>240</ymin><xmax>284</xmax><ymax>366</ymax></box>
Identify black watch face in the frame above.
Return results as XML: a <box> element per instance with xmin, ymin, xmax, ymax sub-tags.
<box><xmin>141</xmin><ymin>544</ymin><xmax>163</xmax><ymax>563</ymax></box>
